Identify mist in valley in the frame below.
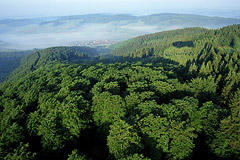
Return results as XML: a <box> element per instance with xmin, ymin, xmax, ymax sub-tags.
<box><xmin>1</xmin><ymin>13</ymin><xmax>240</xmax><ymax>50</ymax></box>
<box><xmin>0</xmin><ymin>18</ymin><xmax>160</xmax><ymax>50</ymax></box>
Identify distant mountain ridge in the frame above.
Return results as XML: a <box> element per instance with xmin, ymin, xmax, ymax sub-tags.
<box><xmin>1</xmin><ymin>13</ymin><xmax>240</xmax><ymax>49</ymax></box>
<box><xmin>1</xmin><ymin>13</ymin><xmax>240</xmax><ymax>26</ymax></box>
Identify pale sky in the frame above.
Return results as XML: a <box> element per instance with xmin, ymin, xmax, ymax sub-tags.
<box><xmin>1</xmin><ymin>0</ymin><xmax>240</xmax><ymax>18</ymax></box>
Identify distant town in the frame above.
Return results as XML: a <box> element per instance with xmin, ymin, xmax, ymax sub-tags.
<box><xmin>70</xmin><ymin>40</ymin><xmax>116</xmax><ymax>47</ymax></box>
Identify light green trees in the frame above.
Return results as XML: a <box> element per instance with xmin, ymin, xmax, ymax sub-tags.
<box><xmin>27</xmin><ymin>94</ymin><xmax>90</xmax><ymax>151</ymax></box>
<box><xmin>3</xmin><ymin>143</ymin><xmax>36</xmax><ymax>160</ymax></box>
<box><xmin>92</xmin><ymin>92</ymin><xmax>126</xmax><ymax>136</ymax></box>
<box><xmin>119</xmin><ymin>154</ymin><xmax>150</xmax><ymax>160</ymax></box>
<box><xmin>107</xmin><ymin>120</ymin><xmax>143</xmax><ymax>159</ymax></box>
<box><xmin>67</xmin><ymin>149</ymin><xmax>88</xmax><ymax>160</ymax></box>
<box><xmin>139</xmin><ymin>114</ymin><xmax>197</xmax><ymax>160</ymax></box>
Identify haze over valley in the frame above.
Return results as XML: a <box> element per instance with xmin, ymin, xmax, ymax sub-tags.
<box><xmin>1</xmin><ymin>13</ymin><xmax>240</xmax><ymax>49</ymax></box>
<box><xmin>1</xmin><ymin>0</ymin><xmax>240</xmax><ymax>159</ymax></box>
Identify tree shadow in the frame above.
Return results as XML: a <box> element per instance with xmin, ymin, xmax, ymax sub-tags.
<box><xmin>172</xmin><ymin>41</ymin><xmax>195</xmax><ymax>48</ymax></box>
<box><xmin>93</xmin><ymin>55</ymin><xmax>180</xmax><ymax>72</ymax></box>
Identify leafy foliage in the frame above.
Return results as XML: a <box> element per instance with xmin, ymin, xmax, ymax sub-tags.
<box><xmin>1</xmin><ymin>25</ymin><xmax>240</xmax><ymax>159</ymax></box>
<box><xmin>107</xmin><ymin>120</ymin><xmax>143</xmax><ymax>159</ymax></box>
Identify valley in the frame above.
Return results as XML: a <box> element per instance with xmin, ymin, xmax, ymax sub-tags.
<box><xmin>1</xmin><ymin>13</ymin><xmax>240</xmax><ymax>49</ymax></box>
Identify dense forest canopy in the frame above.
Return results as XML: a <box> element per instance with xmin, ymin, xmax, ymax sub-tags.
<box><xmin>0</xmin><ymin>24</ymin><xmax>240</xmax><ymax>160</ymax></box>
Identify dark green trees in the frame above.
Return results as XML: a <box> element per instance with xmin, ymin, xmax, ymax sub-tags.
<box><xmin>209</xmin><ymin>90</ymin><xmax>240</xmax><ymax>159</ymax></box>
<box><xmin>0</xmin><ymin>64</ymin><xmax>93</xmax><ymax>159</ymax></box>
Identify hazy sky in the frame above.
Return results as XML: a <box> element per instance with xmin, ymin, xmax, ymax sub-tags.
<box><xmin>1</xmin><ymin>0</ymin><xmax>240</xmax><ymax>18</ymax></box>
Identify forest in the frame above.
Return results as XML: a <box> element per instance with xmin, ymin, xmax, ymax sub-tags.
<box><xmin>0</xmin><ymin>49</ymin><xmax>33</xmax><ymax>82</ymax></box>
<box><xmin>0</xmin><ymin>24</ymin><xmax>240</xmax><ymax>160</ymax></box>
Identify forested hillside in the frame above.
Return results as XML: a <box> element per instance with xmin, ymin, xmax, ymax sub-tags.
<box><xmin>110</xmin><ymin>24</ymin><xmax>240</xmax><ymax>64</ymax></box>
<box><xmin>0</xmin><ymin>50</ymin><xmax>33</xmax><ymax>82</ymax></box>
<box><xmin>4</xmin><ymin>46</ymin><xmax>97</xmax><ymax>82</ymax></box>
<box><xmin>0</xmin><ymin>25</ymin><xmax>240</xmax><ymax>160</ymax></box>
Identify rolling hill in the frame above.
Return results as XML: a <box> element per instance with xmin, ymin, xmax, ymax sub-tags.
<box><xmin>0</xmin><ymin>25</ymin><xmax>240</xmax><ymax>160</ymax></box>
<box><xmin>110</xmin><ymin>24</ymin><xmax>240</xmax><ymax>64</ymax></box>
<box><xmin>1</xmin><ymin>13</ymin><xmax>240</xmax><ymax>49</ymax></box>
<box><xmin>3</xmin><ymin>46</ymin><xmax>98</xmax><ymax>82</ymax></box>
